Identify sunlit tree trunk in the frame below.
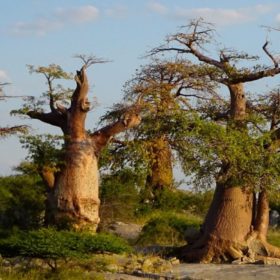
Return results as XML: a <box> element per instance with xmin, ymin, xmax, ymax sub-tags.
<box><xmin>146</xmin><ymin>135</ymin><xmax>173</xmax><ymax>198</ymax></box>
<box><xmin>27</xmin><ymin>65</ymin><xmax>141</xmax><ymax>231</ymax></box>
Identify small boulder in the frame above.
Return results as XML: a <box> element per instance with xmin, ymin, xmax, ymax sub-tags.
<box><xmin>105</xmin><ymin>221</ymin><xmax>143</xmax><ymax>240</ymax></box>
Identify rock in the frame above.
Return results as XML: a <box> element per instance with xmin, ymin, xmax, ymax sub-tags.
<box><xmin>269</xmin><ymin>210</ymin><xmax>280</xmax><ymax>228</ymax></box>
<box><xmin>105</xmin><ymin>221</ymin><xmax>143</xmax><ymax>240</ymax></box>
<box><xmin>105</xmin><ymin>263</ymin><xmax>119</xmax><ymax>272</ymax></box>
<box><xmin>263</xmin><ymin>257</ymin><xmax>280</xmax><ymax>265</ymax></box>
<box><xmin>141</xmin><ymin>258</ymin><xmax>153</xmax><ymax>272</ymax></box>
<box><xmin>169</xmin><ymin>257</ymin><xmax>180</xmax><ymax>265</ymax></box>
<box><xmin>2</xmin><ymin>259</ymin><xmax>10</xmax><ymax>267</ymax></box>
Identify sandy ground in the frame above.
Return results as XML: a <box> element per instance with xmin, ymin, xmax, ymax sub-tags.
<box><xmin>105</xmin><ymin>263</ymin><xmax>280</xmax><ymax>280</ymax></box>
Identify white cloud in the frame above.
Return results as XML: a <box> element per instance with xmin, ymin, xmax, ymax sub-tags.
<box><xmin>0</xmin><ymin>70</ymin><xmax>10</xmax><ymax>82</ymax></box>
<box><xmin>10</xmin><ymin>5</ymin><xmax>99</xmax><ymax>36</ymax></box>
<box><xmin>173</xmin><ymin>7</ymin><xmax>253</xmax><ymax>26</ymax></box>
<box><xmin>254</xmin><ymin>4</ymin><xmax>274</xmax><ymax>14</ymax></box>
<box><xmin>148</xmin><ymin>3</ymin><xmax>274</xmax><ymax>27</ymax></box>
<box><xmin>105</xmin><ymin>5</ymin><xmax>128</xmax><ymax>19</ymax></box>
<box><xmin>276</xmin><ymin>13</ymin><xmax>280</xmax><ymax>22</ymax></box>
<box><xmin>55</xmin><ymin>5</ymin><xmax>99</xmax><ymax>23</ymax></box>
<box><xmin>11</xmin><ymin>19</ymin><xmax>62</xmax><ymax>36</ymax></box>
<box><xmin>147</xmin><ymin>1</ymin><xmax>168</xmax><ymax>15</ymax></box>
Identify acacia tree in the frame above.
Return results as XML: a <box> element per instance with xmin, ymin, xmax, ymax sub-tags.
<box><xmin>152</xmin><ymin>19</ymin><xmax>280</xmax><ymax>262</ymax></box>
<box><xmin>100</xmin><ymin>58</ymin><xmax>216</xmax><ymax>201</ymax></box>
<box><xmin>14</xmin><ymin>57</ymin><xmax>141</xmax><ymax>231</ymax></box>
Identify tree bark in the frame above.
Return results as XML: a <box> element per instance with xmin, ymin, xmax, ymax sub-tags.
<box><xmin>228</xmin><ymin>83</ymin><xmax>246</xmax><ymax>121</ymax></box>
<box><xmin>51</xmin><ymin>138</ymin><xmax>100</xmax><ymax>231</ymax></box>
<box><xmin>146</xmin><ymin>135</ymin><xmax>173</xmax><ymax>192</ymax></box>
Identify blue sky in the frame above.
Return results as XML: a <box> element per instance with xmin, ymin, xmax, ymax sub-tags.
<box><xmin>1</xmin><ymin>0</ymin><xmax>280</xmax><ymax>175</ymax></box>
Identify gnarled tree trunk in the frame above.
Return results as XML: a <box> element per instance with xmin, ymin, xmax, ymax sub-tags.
<box><xmin>179</xmin><ymin>83</ymin><xmax>280</xmax><ymax>263</ymax></box>
<box><xmin>27</xmin><ymin>65</ymin><xmax>141</xmax><ymax>232</ymax></box>
<box><xmin>52</xmin><ymin>139</ymin><xmax>100</xmax><ymax>231</ymax></box>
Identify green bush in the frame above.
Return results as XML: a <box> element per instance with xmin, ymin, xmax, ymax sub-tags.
<box><xmin>0</xmin><ymin>228</ymin><xmax>132</xmax><ymax>259</ymax></box>
<box><xmin>99</xmin><ymin>169</ymin><xmax>142</xmax><ymax>224</ymax></box>
<box><xmin>0</xmin><ymin>175</ymin><xmax>45</xmax><ymax>230</ymax></box>
<box><xmin>136</xmin><ymin>212</ymin><xmax>202</xmax><ymax>246</ymax></box>
<box><xmin>267</xmin><ymin>229</ymin><xmax>280</xmax><ymax>247</ymax></box>
<box><xmin>136</xmin><ymin>188</ymin><xmax>213</xmax><ymax>217</ymax></box>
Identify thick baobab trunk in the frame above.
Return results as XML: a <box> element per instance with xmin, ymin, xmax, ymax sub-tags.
<box><xmin>52</xmin><ymin>139</ymin><xmax>100</xmax><ymax>231</ymax></box>
<box><xmin>179</xmin><ymin>182</ymin><xmax>280</xmax><ymax>263</ymax></box>
<box><xmin>203</xmin><ymin>185</ymin><xmax>253</xmax><ymax>244</ymax></box>
<box><xmin>180</xmin><ymin>183</ymin><xmax>253</xmax><ymax>263</ymax></box>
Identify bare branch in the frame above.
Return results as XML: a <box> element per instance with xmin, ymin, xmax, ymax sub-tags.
<box><xmin>27</xmin><ymin>111</ymin><xmax>66</xmax><ymax>129</ymax></box>
<box><xmin>74</xmin><ymin>54</ymin><xmax>112</xmax><ymax>69</ymax></box>
<box><xmin>177</xmin><ymin>93</ymin><xmax>214</xmax><ymax>100</ymax></box>
<box><xmin>263</xmin><ymin>41</ymin><xmax>278</xmax><ymax>68</ymax></box>
<box><xmin>91</xmin><ymin>94</ymin><xmax>144</xmax><ymax>153</ymax></box>
<box><xmin>91</xmin><ymin>114</ymin><xmax>141</xmax><ymax>155</ymax></box>
<box><xmin>0</xmin><ymin>95</ymin><xmax>32</xmax><ymax>100</ymax></box>
<box><xmin>261</xmin><ymin>25</ymin><xmax>280</xmax><ymax>32</ymax></box>
<box><xmin>0</xmin><ymin>82</ymin><xmax>10</xmax><ymax>87</ymax></box>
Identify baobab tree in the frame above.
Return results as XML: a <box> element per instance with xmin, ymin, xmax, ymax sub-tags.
<box><xmin>152</xmin><ymin>19</ymin><xmax>280</xmax><ymax>263</ymax></box>
<box><xmin>100</xmin><ymin>58</ymin><xmax>216</xmax><ymax>201</ymax></box>
<box><xmin>14</xmin><ymin>57</ymin><xmax>142</xmax><ymax>231</ymax></box>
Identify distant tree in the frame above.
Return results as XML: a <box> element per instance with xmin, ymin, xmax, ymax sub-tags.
<box><xmin>151</xmin><ymin>19</ymin><xmax>280</xmax><ymax>262</ymax></box>
<box><xmin>13</xmin><ymin>57</ymin><xmax>142</xmax><ymax>231</ymax></box>
<box><xmin>100</xmin><ymin>58</ymin><xmax>216</xmax><ymax>202</ymax></box>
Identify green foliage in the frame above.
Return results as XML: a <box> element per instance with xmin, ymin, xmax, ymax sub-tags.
<box><xmin>27</xmin><ymin>64</ymin><xmax>72</xmax><ymax>80</ymax></box>
<box><xmin>267</xmin><ymin>229</ymin><xmax>280</xmax><ymax>248</ymax></box>
<box><xmin>99</xmin><ymin>59</ymin><xmax>207</xmax><ymax>196</ymax></box>
<box><xmin>136</xmin><ymin>188</ymin><xmax>213</xmax><ymax>217</ymax></box>
<box><xmin>0</xmin><ymin>228</ymin><xmax>132</xmax><ymax>259</ymax></box>
<box><xmin>19</xmin><ymin>134</ymin><xmax>65</xmax><ymax>172</ymax></box>
<box><xmin>0</xmin><ymin>175</ymin><xmax>45</xmax><ymax>230</ymax></box>
<box><xmin>269</xmin><ymin>190</ymin><xmax>280</xmax><ymax>213</ymax></box>
<box><xmin>11</xmin><ymin>64</ymin><xmax>73</xmax><ymax>116</ymax></box>
<box><xmin>177</xmin><ymin>116</ymin><xmax>280</xmax><ymax>190</ymax></box>
<box><xmin>99</xmin><ymin>168</ymin><xmax>144</xmax><ymax>224</ymax></box>
<box><xmin>137</xmin><ymin>212</ymin><xmax>202</xmax><ymax>246</ymax></box>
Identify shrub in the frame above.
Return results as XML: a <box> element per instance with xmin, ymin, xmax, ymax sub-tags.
<box><xmin>267</xmin><ymin>229</ymin><xmax>280</xmax><ymax>248</ymax></box>
<box><xmin>99</xmin><ymin>169</ymin><xmax>142</xmax><ymax>225</ymax></box>
<box><xmin>136</xmin><ymin>212</ymin><xmax>202</xmax><ymax>246</ymax></box>
<box><xmin>0</xmin><ymin>175</ymin><xmax>45</xmax><ymax>230</ymax></box>
<box><xmin>0</xmin><ymin>228</ymin><xmax>132</xmax><ymax>260</ymax></box>
<box><xmin>136</xmin><ymin>188</ymin><xmax>213</xmax><ymax>217</ymax></box>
